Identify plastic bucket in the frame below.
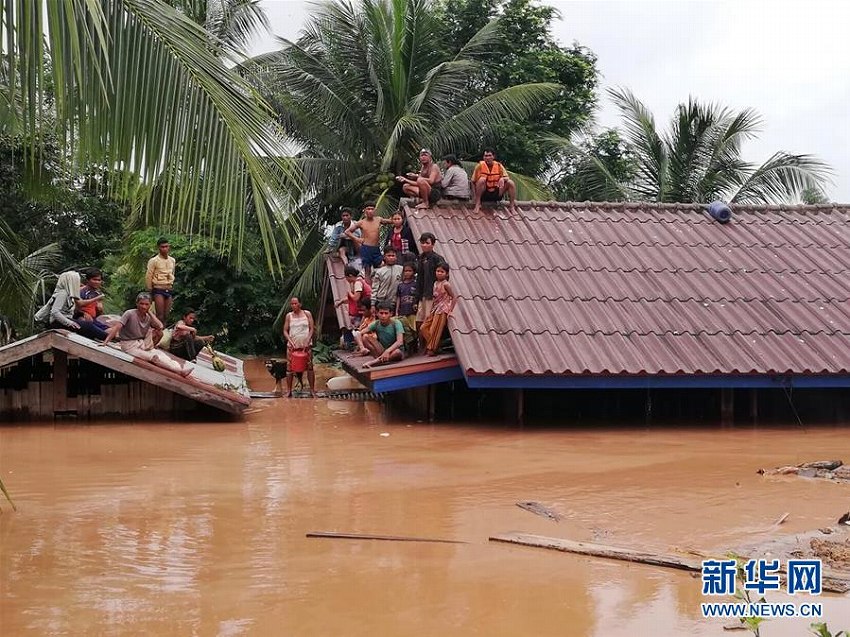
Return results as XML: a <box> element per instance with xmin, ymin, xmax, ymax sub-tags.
<box><xmin>290</xmin><ymin>349</ymin><xmax>309</xmax><ymax>373</ymax></box>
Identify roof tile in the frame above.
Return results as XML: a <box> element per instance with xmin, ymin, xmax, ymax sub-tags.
<box><xmin>405</xmin><ymin>202</ymin><xmax>850</xmax><ymax>377</ymax></box>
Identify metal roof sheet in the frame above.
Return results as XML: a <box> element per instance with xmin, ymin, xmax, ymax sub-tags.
<box><xmin>405</xmin><ymin>202</ymin><xmax>850</xmax><ymax>377</ymax></box>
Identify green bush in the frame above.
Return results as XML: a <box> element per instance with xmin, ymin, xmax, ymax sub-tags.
<box><xmin>104</xmin><ymin>227</ymin><xmax>288</xmax><ymax>355</ymax></box>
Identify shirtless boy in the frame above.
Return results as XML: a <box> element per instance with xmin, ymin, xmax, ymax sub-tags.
<box><xmin>344</xmin><ymin>203</ymin><xmax>383</xmax><ymax>280</ymax></box>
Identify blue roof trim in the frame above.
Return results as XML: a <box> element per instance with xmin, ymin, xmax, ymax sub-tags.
<box><xmin>464</xmin><ymin>374</ymin><xmax>850</xmax><ymax>390</ymax></box>
<box><xmin>372</xmin><ymin>365</ymin><xmax>465</xmax><ymax>392</ymax></box>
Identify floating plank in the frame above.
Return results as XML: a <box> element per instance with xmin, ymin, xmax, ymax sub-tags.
<box><xmin>307</xmin><ymin>531</ymin><xmax>467</xmax><ymax>544</ymax></box>
<box><xmin>516</xmin><ymin>501</ymin><xmax>561</xmax><ymax>522</ymax></box>
<box><xmin>489</xmin><ymin>532</ymin><xmax>850</xmax><ymax>593</ymax></box>
<box><xmin>490</xmin><ymin>532</ymin><xmax>700</xmax><ymax>571</ymax></box>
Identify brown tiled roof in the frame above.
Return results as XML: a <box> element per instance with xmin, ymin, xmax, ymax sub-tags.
<box><xmin>405</xmin><ymin>201</ymin><xmax>850</xmax><ymax>377</ymax></box>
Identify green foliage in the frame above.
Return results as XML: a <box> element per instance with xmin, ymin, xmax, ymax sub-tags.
<box><xmin>0</xmin><ymin>140</ymin><xmax>125</xmax><ymax>274</ymax></box>
<box><xmin>251</xmin><ymin>0</ymin><xmax>558</xmax><ymax>209</ymax></box>
<box><xmin>250</xmin><ymin>0</ymin><xmax>560</xmax><ymax>303</ymax></box>
<box><xmin>312</xmin><ymin>339</ymin><xmax>339</xmax><ymax>365</ymax></box>
<box><xmin>810</xmin><ymin>623</ymin><xmax>848</xmax><ymax>637</ymax></box>
<box><xmin>1</xmin><ymin>0</ymin><xmax>300</xmax><ymax>269</ymax></box>
<box><xmin>600</xmin><ymin>88</ymin><xmax>831</xmax><ymax>204</ymax></box>
<box><xmin>105</xmin><ymin>227</ymin><xmax>286</xmax><ymax>354</ymax></box>
<box><xmin>435</xmin><ymin>0</ymin><xmax>598</xmax><ymax>177</ymax></box>
<box><xmin>550</xmin><ymin>129</ymin><xmax>637</xmax><ymax>201</ymax></box>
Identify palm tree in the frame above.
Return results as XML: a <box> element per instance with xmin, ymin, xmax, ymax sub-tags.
<box><xmin>0</xmin><ymin>220</ymin><xmax>60</xmax><ymax>330</ymax></box>
<box><xmin>173</xmin><ymin>0</ymin><xmax>270</xmax><ymax>56</ymax></box>
<box><xmin>589</xmin><ymin>88</ymin><xmax>830</xmax><ymax>204</ymax></box>
<box><xmin>253</xmin><ymin>0</ymin><xmax>561</xmax><ymax>200</ymax></box>
<box><xmin>250</xmin><ymin>0</ymin><xmax>560</xmax><ymax>299</ymax></box>
<box><xmin>0</xmin><ymin>0</ymin><xmax>300</xmax><ymax>268</ymax></box>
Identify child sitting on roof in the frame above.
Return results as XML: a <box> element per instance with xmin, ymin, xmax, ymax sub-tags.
<box><xmin>355</xmin><ymin>302</ymin><xmax>405</xmax><ymax>367</ymax></box>
<box><xmin>419</xmin><ymin>261</ymin><xmax>456</xmax><ymax>356</ymax></box>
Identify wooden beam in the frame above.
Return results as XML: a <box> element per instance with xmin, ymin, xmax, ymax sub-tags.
<box><xmin>488</xmin><ymin>532</ymin><xmax>850</xmax><ymax>593</ymax></box>
<box><xmin>52</xmin><ymin>350</ymin><xmax>74</xmax><ymax>414</ymax></box>
<box><xmin>749</xmin><ymin>389</ymin><xmax>758</xmax><ymax>423</ymax></box>
<box><xmin>316</xmin><ymin>259</ymin><xmax>330</xmax><ymax>336</ymax></box>
<box><xmin>52</xmin><ymin>337</ymin><xmax>248</xmax><ymax>414</ymax></box>
<box><xmin>516</xmin><ymin>388</ymin><xmax>525</xmax><ymax>425</ymax></box>
<box><xmin>490</xmin><ymin>532</ymin><xmax>701</xmax><ymax>571</ymax></box>
<box><xmin>0</xmin><ymin>332</ymin><xmax>54</xmax><ymax>369</ymax></box>
<box><xmin>306</xmin><ymin>531</ymin><xmax>466</xmax><ymax>544</ymax></box>
<box><xmin>721</xmin><ymin>388</ymin><xmax>734</xmax><ymax>425</ymax></box>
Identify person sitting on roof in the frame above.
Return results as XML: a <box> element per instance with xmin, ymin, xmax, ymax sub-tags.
<box><xmin>441</xmin><ymin>154</ymin><xmax>470</xmax><ymax>201</ymax></box>
<box><xmin>381</xmin><ymin>211</ymin><xmax>417</xmax><ymax>263</ymax></box>
<box><xmin>169</xmin><ymin>308</ymin><xmax>214</xmax><ymax>362</ymax></box>
<box><xmin>75</xmin><ymin>268</ymin><xmax>110</xmax><ymax>333</ymax></box>
<box><xmin>327</xmin><ymin>208</ymin><xmax>361</xmax><ymax>265</ymax></box>
<box><xmin>419</xmin><ymin>261</ymin><xmax>456</xmax><ymax>356</ymax></box>
<box><xmin>395</xmin><ymin>148</ymin><xmax>442</xmax><ymax>210</ymax></box>
<box><xmin>37</xmin><ymin>271</ymin><xmax>108</xmax><ymax>341</ymax></box>
<box><xmin>355</xmin><ymin>301</ymin><xmax>405</xmax><ymax>367</ymax></box>
<box><xmin>101</xmin><ymin>292</ymin><xmax>193</xmax><ymax>377</ymax></box>
<box><xmin>472</xmin><ymin>148</ymin><xmax>518</xmax><ymax>215</ymax></box>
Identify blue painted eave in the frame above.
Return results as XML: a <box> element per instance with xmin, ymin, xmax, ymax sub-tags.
<box><xmin>372</xmin><ymin>366</ymin><xmax>465</xmax><ymax>393</ymax></box>
<box><xmin>464</xmin><ymin>373</ymin><xmax>850</xmax><ymax>390</ymax></box>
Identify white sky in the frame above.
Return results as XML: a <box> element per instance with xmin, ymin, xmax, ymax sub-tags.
<box><xmin>253</xmin><ymin>0</ymin><xmax>850</xmax><ymax>202</ymax></box>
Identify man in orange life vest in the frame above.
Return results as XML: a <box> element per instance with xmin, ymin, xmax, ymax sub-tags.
<box><xmin>471</xmin><ymin>148</ymin><xmax>518</xmax><ymax>214</ymax></box>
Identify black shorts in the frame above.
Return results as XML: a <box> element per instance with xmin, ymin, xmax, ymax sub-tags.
<box><xmin>443</xmin><ymin>194</ymin><xmax>468</xmax><ymax>201</ymax></box>
<box><xmin>481</xmin><ymin>189</ymin><xmax>501</xmax><ymax>202</ymax></box>
<box><xmin>428</xmin><ymin>185</ymin><xmax>443</xmax><ymax>205</ymax></box>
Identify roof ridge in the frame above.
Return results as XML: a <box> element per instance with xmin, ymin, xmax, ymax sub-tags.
<box><xmin>407</xmin><ymin>201</ymin><xmax>850</xmax><ymax>213</ymax></box>
<box><xmin>444</xmin><ymin>238</ymin><xmax>849</xmax><ymax>249</ymax></box>
<box><xmin>457</xmin><ymin>294</ymin><xmax>850</xmax><ymax>304</ymax></box>
<box><xmin>450</xmin><ymin>327</ymin><xmax>850</xmax><ymax>337</ymax></box>
<box><xmin>453</xmin><ymin>264</ymin><xmax>850</xmax><ymax>275</ymax></box>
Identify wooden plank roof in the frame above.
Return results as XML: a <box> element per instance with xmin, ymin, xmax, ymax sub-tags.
<box><xmin>0</xmin><ymin>331</ymin><xmax>250</xmax><ymax>414</ymax></box>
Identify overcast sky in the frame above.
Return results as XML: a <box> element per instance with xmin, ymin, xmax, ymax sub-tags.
<box><xmin>253</xmin><ymin>0</ymin><xmax>850</xmax><ymax>202</ymax></box>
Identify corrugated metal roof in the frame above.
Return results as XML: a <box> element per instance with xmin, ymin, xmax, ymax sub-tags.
<box><xmin>326</xmin><ymin>254</ymin><xmax>352</xmax><ymax>328</ymax></box>
<box><xmin>405</xmin><ymin>202</ymin><xmax>850</xmax><ymax>377</ymax></box>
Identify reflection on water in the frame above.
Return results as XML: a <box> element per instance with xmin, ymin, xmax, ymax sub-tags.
<box><xmin>1</xmin><ymin>368</ymin><xmax>849</xmax><ymax>635</ymax></box>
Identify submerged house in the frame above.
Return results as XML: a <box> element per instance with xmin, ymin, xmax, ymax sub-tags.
<box><xmin>0</xmin><ymin>330</ymin><xmax>249</xmax><ymax>420</ymax></box>
<box><xmin>325</xmin><ymin>201</ymin><xmax>850</xmax><ymax>423</ymax></box>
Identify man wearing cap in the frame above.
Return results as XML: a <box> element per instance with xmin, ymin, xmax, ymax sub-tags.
<box><xmin>441</xmin><ymin>154</ymin><xmax>470</xmax><ymax>201</ymax></box>
<box><xmin>396</xmin><ymin>148</ymin><xmax>443</xmax><ymax>209</ymax></box>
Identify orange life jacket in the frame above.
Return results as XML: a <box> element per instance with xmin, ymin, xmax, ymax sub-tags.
<box><xmin>477</xmin><ymin>161</ymin><xmax>505</xmax><ymax>191</ymax></box>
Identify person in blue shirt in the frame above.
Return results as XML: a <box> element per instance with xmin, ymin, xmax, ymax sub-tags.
<box><xmin>327</xmin><ymin>208</ymin><xmax>360</xmax><ymax>265</ymax></box>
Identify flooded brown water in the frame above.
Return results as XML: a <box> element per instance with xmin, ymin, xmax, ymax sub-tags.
<box><xmin>2</xmin><ymin>363</ymin><xmax>849</xmax><ymax>635</ymax></box>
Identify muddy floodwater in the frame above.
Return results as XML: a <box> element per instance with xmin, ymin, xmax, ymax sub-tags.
<box><xmin>2</xmin><ymin>365</ymin><xmax>849</xmax><ymax>636</ymax></box>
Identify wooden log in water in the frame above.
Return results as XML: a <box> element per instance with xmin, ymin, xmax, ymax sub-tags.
<box><xmin>489</xmin><ymin>532</ymin><xmax>850</xmax><ymax>593</ymax></box>
<box><xmin>307</xmin><ymin>531</ymin><xmax>467</xmax><ymax>544</ymax></box>
<box><xmin>490</xmin><ymin>532</ymin><xmax>701</xmax><ymax>571</ymax></box>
